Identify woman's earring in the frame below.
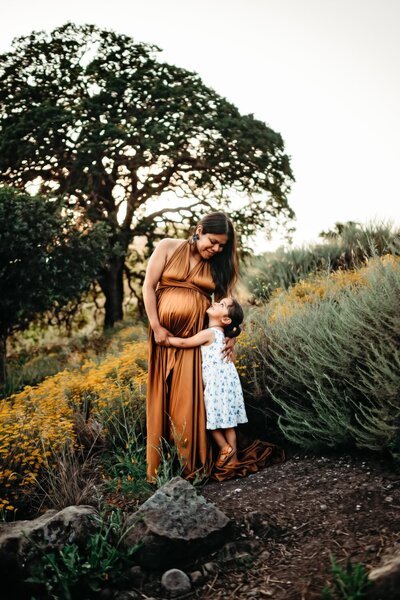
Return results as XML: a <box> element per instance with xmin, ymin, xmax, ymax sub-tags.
<box><xmin>191</xmin><ymin>233</ymin><xmax>199</xmax><ymax>243</ymax></box>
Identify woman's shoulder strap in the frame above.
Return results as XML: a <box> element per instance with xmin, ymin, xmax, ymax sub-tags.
<box><xmin>162</xmin><ymin>238</ymin><xmax>188</xmax><ymax>270</ymax></box>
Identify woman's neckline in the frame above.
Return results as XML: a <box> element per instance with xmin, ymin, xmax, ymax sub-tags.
<box><xmin>187</xmin><ymin>239</ymin><xmax>204</xmax><ymax>274</ymax></box>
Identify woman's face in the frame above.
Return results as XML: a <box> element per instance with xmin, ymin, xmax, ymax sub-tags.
<box><xmin>196</xmin><ymin>228</ymin><xmax>228</xmax><ymax>259</ymax></box>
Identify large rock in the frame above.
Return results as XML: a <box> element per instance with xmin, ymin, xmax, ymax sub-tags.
<box><xmin>367</xmin><ymin>550</ymin><xmax>400</xmax><ymax>599</ymax></box>
<box><xmin>123</xmin><ymin>477</ymin><xmax>231</xmax><ymax>569</ymax></box>
<box><xmin>0</xmin><ymin>505</ymin><xmax>98</xmax><ymax>592</ymax></box>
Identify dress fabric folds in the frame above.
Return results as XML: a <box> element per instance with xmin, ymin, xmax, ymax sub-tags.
<box><xmin>146</xmin><ymin>240</ymin><xmax>214</xmax><ymax>481</ymax></box>
<box><xmin>146</xmin><ymin>240</ymin><xmax>284</xmax><ymax>482</ymax></box>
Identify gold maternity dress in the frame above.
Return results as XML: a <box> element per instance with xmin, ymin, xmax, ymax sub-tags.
<box><xmin>146</xmin><ymin>240</ymin><xmax>284</xmax><ymax>482</ymax></box>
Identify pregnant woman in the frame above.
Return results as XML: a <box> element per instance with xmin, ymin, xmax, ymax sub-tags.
<box><xmin>143</xmin><ymin>212</ymin><xmax>282</xmax><ymax>481</ymax></box>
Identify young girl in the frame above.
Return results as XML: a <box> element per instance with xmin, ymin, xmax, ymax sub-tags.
<box><xmin>167</xmin><ymin>298</ymin><xmax>247</xmax><ymax>469</ymax></box>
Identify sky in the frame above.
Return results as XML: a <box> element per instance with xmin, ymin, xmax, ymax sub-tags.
<box><xmin>1</xmin><ymin>0</ymin><xmax>399</xmax><ymax>251</ymax></box>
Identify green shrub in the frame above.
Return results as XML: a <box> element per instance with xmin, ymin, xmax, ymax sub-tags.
<box><xmin>25</xmin><ymin>510</ymin><xmax>140</xmax><ymax>599</ymax></box>
<box><xmin>242</xmin><ymin>256</ymin><xmax>400</xmax><ymax>456</ymax></box>
<box><xmin>245</xmin><ymin>221</ymin><xmax>400</xmax><ymax>302</ymax></box>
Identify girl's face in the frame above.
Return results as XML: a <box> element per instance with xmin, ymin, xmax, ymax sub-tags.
<box><xmin>195</xmin><ymin>227</ymin><xmax>228</xmax><ymax>259</ymax></box>
<box><xmin>206</xmin><ymin>298</ymin><xmax>233</xmax><ymax>323</ymax></box>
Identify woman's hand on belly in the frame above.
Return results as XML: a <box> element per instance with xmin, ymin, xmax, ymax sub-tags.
<box><xmin>153</xmin><ymin>325</ymin><xmax>173</xmax><ymax>346</ymax></box>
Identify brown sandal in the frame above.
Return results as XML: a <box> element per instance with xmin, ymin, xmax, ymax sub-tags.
<box><xmin>215</xmin><ymin>445</ymin><xmax>236</xmax><ymax>468</ymax></box>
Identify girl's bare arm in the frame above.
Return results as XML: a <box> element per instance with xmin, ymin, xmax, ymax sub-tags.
<box><xmin>168</xmin><ymin>329</ymin><xmax>214</xmax><ymax>349</ymax></box>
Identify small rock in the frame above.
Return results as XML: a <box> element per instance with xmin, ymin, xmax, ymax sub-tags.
<box><xmin>320</xmin><ymin>504</ymin><xmax>327</xmax><ymax>511</ymax></box>
<box><xmin>244</xmin><ymin>511</ymin><xmax>263</xmax><ymax>530</ymax></box>
<box><xmin>161</xmin><ymin>569</ymin><xmax>191</xmax><ymax>597</ymax></box>
<box><xmin>260</xmin><ymin>550</ymin><xmax>271</xmax><ymax>560</ymax></box>
<box><xmin>385</xmin><ymin>496</ymin><xmax>393</xmax><ymax>503</ymax></box>
<box><xmin>189</xmin><ymin>570</ymin><xmax>204</xmax><ymax>585</ymax></box>
<box><xmin>203</xmin><ymin>561</ymin><xmax>218</xmax><ymax>574</ymax></box>
<box><xmin>219</xmin><ymin>542</ymin><xmax>238</xmax><ymax>562</ymax></box>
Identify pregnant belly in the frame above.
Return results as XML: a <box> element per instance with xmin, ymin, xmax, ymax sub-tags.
<box><xmin>157</xmin><ymin>287</ymin><xmax>209</xmax><ymax>337</ymax></box>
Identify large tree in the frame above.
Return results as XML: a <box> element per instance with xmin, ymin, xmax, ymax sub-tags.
<box><xmin>0</xmin><ymin>23</ymin><xmax>294</xmax><ymax>327</ymax></box>
<box><xmin>0</xmin><ymin>186</ymin><xmax>109</xmax><ymax>391</ymax></box>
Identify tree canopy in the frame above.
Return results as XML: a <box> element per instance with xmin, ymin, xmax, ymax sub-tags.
<box><xmin>0</xmin><ymin>23</ymin><xmax>294</xmax><ymax>326</ymax></box>
<box><xmin>0</xmin><ymin>186</ymin><xmax>109</xmax><ymax>388</ymax></box>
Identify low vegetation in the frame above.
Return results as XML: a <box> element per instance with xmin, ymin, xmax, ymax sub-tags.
<box><xmin>0</xmin><ymin>325</ymin><xmax>148</xmax><ymax>515</ymax></box>
<box><xmin>25</xmin><ymin>510</ymin><xmax>140</xmax><ymax>599</ymax></box>
<box><xmin>245</xmin><ymin>221</ymin><xmax>400</xmax><ymax>302</ymax></box>
<box><xmin>240</xmin><ymin>255</ymin><xmax>400</xmax><ymax>458</ymax></box>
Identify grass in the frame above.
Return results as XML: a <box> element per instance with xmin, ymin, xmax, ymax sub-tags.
<box><xmin>322</xmin><ymin>555</ymin><xmax>371</xmax><ymax>600</ymax></box>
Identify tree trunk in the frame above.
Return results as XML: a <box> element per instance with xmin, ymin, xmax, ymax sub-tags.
<box><xmin>98</xmin><ymin>258</ymin><xmax>125</xmax><ymax>329</ymax></box>
<box><xmin>0</xmin><ymin>334</ymin><xmax>6</xmax><ymax>395</ymax></box>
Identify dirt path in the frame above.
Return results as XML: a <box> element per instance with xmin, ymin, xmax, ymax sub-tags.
<box><xmin>194</xmin><ymin>451</ymin><xmax>400</xmax><ymax>599</ymax></box>
<box><xmin>140</xmin><ymin>450</ymin><xmax>400</xmax><ymax>599</ymax></box>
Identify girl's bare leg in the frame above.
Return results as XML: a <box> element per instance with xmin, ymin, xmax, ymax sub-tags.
<box><xmin>225</xmin><ymin>427</ymin><xmax>237</xmax><ymax>452</ymax></box>
<box><xmin>211</xmin><ymin>428</ymin><xmax>236</xmax><ymax>466</ymax></box>
<box><xmin>210</xmin><ymin>429</ymin><xmax>228</xmax><ymax>450</ymax></box>
<box><xmin>211</xmin><ymin>428</ymin><xmax>238</xmax><ymax>467</ymax></box>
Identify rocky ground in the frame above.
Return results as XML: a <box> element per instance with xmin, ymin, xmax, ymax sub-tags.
<box><xmin>141</xmin><ymin>449</ymin><xmax>400</xmax><ymax>599</ymax></box>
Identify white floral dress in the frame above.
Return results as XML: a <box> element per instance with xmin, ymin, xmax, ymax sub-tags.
<box><xmin>201</xmin><ymin>327</ymin><xmax>248</xmax><ymax>430</ymax></box>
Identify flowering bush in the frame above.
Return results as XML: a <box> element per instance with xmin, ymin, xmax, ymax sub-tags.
<box><xmin>0</xmin><ymin>336</ymin><xmax>148</xmax><ymax>514</ymax></box>
<box><xmin>267</xmin><ymin>267</ymin><xmax>368</xmax><ymax>323</ymax></box>
<box><xmin>244</xmin><ymin>221</ymin><xmax>400</xmax><ymax>303</ymax></box>
<box><xmin>5</xmin><ymin>321</ymin><xmax>148</xmax><ymax>398</ymax></box>
<box><xmin>0</xmin><ymin>390</ymin><xmax>75</xmax><ymax>513</ymax></box>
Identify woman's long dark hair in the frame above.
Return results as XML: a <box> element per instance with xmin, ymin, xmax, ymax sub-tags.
<box><xmin>196</xmin><ymin>212</ymin><xmax>239</xmax><ymax>297</ymax></box>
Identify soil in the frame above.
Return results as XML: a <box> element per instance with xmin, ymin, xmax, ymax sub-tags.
<box><xmin>138</xmin><ymin>448</ymin><xmax>400</xmax><ymax>600</ymax></box>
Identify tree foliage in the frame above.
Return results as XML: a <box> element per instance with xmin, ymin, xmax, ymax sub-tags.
<box><xmin>0</xmin><ymin>186</ymin><xmax>109</xmax><ymax>388</ymax></box>
<box><xmin>0</xmin><ymin>23</ymin><xmax>294</xmax><ymax>326</ymax></box>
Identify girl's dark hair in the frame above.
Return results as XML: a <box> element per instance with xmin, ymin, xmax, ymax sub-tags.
<box><xmin>224</xmin><ymin>298</ymin><xmax>244</xmax><ymax>339</ymax></box>
<box><xmin>197</xmin><ymin>212</ymin><xmax>239</xmax><ymax>297</ymax></box>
